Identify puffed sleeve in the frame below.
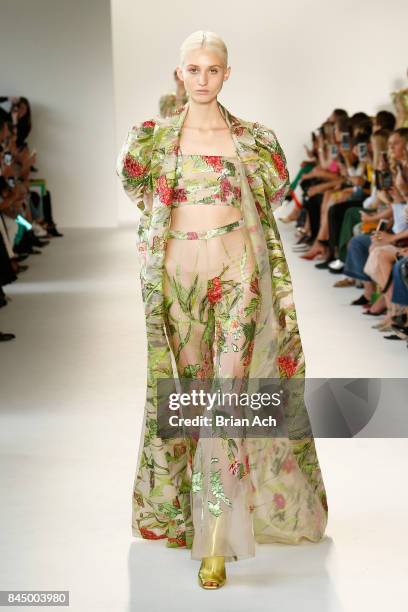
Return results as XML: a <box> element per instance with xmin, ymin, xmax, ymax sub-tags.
<box><xmin>253</xmin><ymin>122</ymin><xmax>290</xmax><ymax>213</ymax></box>
<box><xmin>116</xmin><ymin>119</ymin><xmax>156</xmax><ymax>213</ymax></box>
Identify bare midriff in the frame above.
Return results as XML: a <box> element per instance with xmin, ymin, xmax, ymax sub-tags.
<box><xmin>169</xmin><ymin>204</ymin><xmax>243</xmax><ymax>232</ymax></box>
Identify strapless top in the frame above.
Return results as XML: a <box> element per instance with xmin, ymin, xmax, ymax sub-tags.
<box><xmin>171</xmin><ymin>151</ymin><xmax>242</xmax><ymax>209</ymax></box>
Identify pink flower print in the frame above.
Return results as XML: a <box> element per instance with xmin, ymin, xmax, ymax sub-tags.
<box><xmin>242</xmin><ymin>340</ymin><xmax>254</xmax><ymax>367</ymax></box>
<box><xmin>142</xmin><ymin>120</ymin><xmax>156</xmax><ymax>128</ymax></box>
<box><xmin>173</xmin><ymin>187</ymin><xmax>187</xmax><ymax>202</ymax></box>
<box><xmin>124</xmin><ymin>154</ymin><xmax>148</xmax><ymax>179</ymax></box>
<box><xmin>220</xmin><ymin>177</ymin><xmax>232</xmax><ymax>201</ymax></box>
<box><xmin>273</xmin><ymin>493</ymin><xmax>286</xmax><ymax>509</ymax></box>
<box><xmin>277</xmin><ymin>355</ymin><xmax>298</xmax><ymax>378</ymax></box>
<box><xmin>272</xmin><ymin>153</ymin><xmax>288</xmax><ymax>179</ymax></box>
<box><xmin>197</xmin><ymin>352</ymin><xmax>212</xmax><ymax>379</ymax></box>
<box><xmin>156</xmin><ymin>175</ymin><xmax>173</xmax><ymax>206</ymax></box>
<box><xmin>207</xmin><ymin>277</ymin><xmax>223</xmax><ymax>305</ymax></box>
<box><xmin>271</xmin><ymin>187</ymin><xmax>286</xmax><ymax>203</ymax></box>
<box><xmin>186</xmin><ymin>231</ymin><xmax>199</xmax><ymax>240</ymax></box>
<box><xmin>203</xmin><ymin>156</ymin><xmax>224</xmax><ymax>172</ymax></box>
<box><xmin>229</xmin><ymin>460</ymin><xmax>239</xmax><ymax>476</ymax></box>
<box><xmin>281</xmin><ymin>455</ymin><xmax>296</xmax><ymax>473</ymax></box>
<box><xmin>233</xmin><ymin>186</ymin><xmax>241</xmax><ymax>199</ymax></box>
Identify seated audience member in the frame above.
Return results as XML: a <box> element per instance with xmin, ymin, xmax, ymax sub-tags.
<box><xmin>342</xmin><ymin>128</ymin><xmax>408</xmax><ymax>329</ymax></box>
<box><xmin>332</xmin><ymin>128</ymin><xmax>391</xmax><ymax>284</ymax></box>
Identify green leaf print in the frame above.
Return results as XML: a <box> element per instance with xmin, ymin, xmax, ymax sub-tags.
<box><xmin>224</xmin><ymin>160</ymin><xmax>238</xmax><ymax>175</ymax></box>
<box><xmin>158</xmin><ymin>502</ymin><xmax>181</xmax><ymax>519</ymax></box>
<box><xmin>174</xmin><ymin>321</ymin><xmax>192</xmax><ymax>362</ymax></box>
<box><xmin>191</xmin><ymin>470</ymin><xmax>203</xmax><ymax>493</ymax></box>
<box><xmin>210</xmin><ymin>470</ymin><xmax>232</xmax><ymax>508</ymax></box>
<box><xmin>244</xmin><ymin>297</ymin><xmax>261</xmax><ymax>317</ymax></box>
<box><xmin>185</xmin><ymin>273</ymin><xmax>200</xmax><ymax>314</ymax></box>
<box><xmin>241</xmin><ymin>319</ymin><xmax>256</xmax><ymax>353</ymax></box>
<box><xmin>202</xmin><ymin>308</ymin><xmax>215</xmax><ymax>349</ymax></box>
<box><xmin>208</xmin><ymin>500</ymin><xmax>222</xmax><ymax>517</ymax></box>
<box><xmin>182</xmin><ymin>364</ymin><xmax>202</xmax><ymax>378</ymax></box>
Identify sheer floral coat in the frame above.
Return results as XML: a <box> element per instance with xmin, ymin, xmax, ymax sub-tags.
<box><xmin>116</xmin><ymin>100</ymin><xmax>328</xmax><ymax>551</ymax></box>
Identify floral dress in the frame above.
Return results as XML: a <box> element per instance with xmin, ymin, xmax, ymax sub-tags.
<box><xmin>116</xmin><ymin>100</ymin><xmax>329</xmax><ymax>562</ymax></box>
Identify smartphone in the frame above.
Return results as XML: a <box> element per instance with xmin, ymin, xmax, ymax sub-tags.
<box><xmin>375</xmin><ymin>169</ymin><xmax>393</xmax><ymax>190</ymax></box>
<box><xmin>381</xmin><ymin>170</ymin><xmax>393</xmax><ymax>190</ymax></box>
<box><xmin>330</xmin><ymin>144</ymin><xmax>338</xmax><ymax>159</ymax></box>
<box><xmin>341</xmin><ymin>132</ymin><xmax>350</xmax><ymax>150</ymax></box>
<box><xmin>357</xmin><ymin>142</ymin><xmax>368</xmax><ymax>161</ymax></box>
<box><xmin>376</xmin><ymin>219</ymin><xmax>388</xmax><ymax>232</ymax></box>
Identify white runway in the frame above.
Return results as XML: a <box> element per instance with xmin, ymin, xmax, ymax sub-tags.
<box><xmin>0</xmin><ymin>222</ymin><xmax>407</xmax><ymax>612</ymax></box>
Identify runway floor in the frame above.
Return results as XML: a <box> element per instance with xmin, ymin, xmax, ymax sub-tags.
<box><xmin>0</xmin><ymin>222</ymin><xmax>407</xmax><ymax>611</ymax></box>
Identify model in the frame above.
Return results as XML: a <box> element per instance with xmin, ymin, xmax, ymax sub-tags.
<box><xmin>117</xmin><ymin>30</ymin><xmax>328</xmax><ymax>590</ymax></box>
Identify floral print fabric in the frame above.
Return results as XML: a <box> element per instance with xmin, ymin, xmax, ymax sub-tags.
<box><xmin>163</xmin><ymin>221</ymin><xmax>261</xmax><ymax>560</ymax></box>
<box><xmin>172</xmin><ymin>152</ymin><xmax>242</xmax><ymax>209</ymax></box>
<box><xmin>116</xmin><ymin>100</ymin><xmax>328</xmax><ymax>560</ymax></box>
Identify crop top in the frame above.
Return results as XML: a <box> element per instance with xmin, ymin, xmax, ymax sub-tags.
<box><xmin>171</xmin><ymin>150</ymin><xmax>242</xmax><ymax>209</ymax></box>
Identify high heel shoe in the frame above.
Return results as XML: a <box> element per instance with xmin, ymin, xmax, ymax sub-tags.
<box><xmin>300</xmin><ymin>251</ymin><xmax>323</xmax><ymax>260</ymax></box>
<box><xmin>362</xmin><ymin>307</ymin><xmax>387</xmax><ymax>316</ymax></box>
<box><xmin>198</xmin><ymin>556</ymin><xmax>226</xmax><ymax>589</ymax></box>
<box><xmin>279</xmin><ymin>216</ymin><xmax>294</xmax><ymax>223</ymax></box>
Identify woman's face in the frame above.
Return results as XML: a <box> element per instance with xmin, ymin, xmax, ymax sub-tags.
<box><xmin>388</xmin><ymin>133</ymin><xmax>407</xmax><ymax>161</ymax></box>
<box><xmin>177</xmin><ymin>48</ymin><xmax>230</xmax><ymax>104</ymax></box>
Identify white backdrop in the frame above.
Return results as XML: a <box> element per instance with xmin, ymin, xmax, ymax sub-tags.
<box><xmin>112</xmin><ymin>0</ymin><xmax>408</xmax><ymax>223</ymax></box>
<box><xmin>1</xmin><ymin>0</ymin><xmax>407</xmax><ymax>226</ymax></box>
<box><xmin>0</xmin><ymin>0</ymin><xmax>117</xmax><ymax>227</ymax></box>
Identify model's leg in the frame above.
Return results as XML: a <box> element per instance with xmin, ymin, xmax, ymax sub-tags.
<box><xmin>162</xmin><ymin>237</ymin><xmax>214</xmax><ymax>549</ymax></box>
<box><xmin>191</xmin><ymin>226</ymin><xmax>261</xmax><ymax>579</ymax></box>
<box><xmin>164</xmin><ymin>235</ymin><xmax>228</xmax><ymax>587</ymax></box>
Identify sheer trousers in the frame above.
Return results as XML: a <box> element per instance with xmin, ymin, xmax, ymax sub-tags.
<box><xmin>163</xmin><ymin>218</ymin><xmax>261</xmax><ymax>561</ymax></box>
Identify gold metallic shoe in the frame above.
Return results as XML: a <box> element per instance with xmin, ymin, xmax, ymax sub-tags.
<box><xmin>198</xmin><ymin>556</ymin><xmax>226</xmax><ymax>589</ymax></box>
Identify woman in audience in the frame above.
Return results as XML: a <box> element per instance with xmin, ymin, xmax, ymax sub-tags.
<box><xmin>359</xmin><ymin>141</ymin><xmax>408</xmax><ymax>330</ymax></box>
<box><xmin>342</xmin><ymin>128</ymin><xmax>408</xmax><ymax>327</ymax></box>
<box><xmin>300</xmin><ymin>119</ymin><xmax>369</xmax><ymax>262</ymax></box>
<box><xmin>0</xmin><ymin>96</ymin><xmax>63</xmax><ymax>342</ymax></box>
<box><xmin>330</xmin><ymin>129</ymin><xmax>391</xmax><ymax>279</ymax></box>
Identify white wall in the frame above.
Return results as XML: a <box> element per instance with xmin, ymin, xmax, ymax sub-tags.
<box><xmin>112</xmin><ymin>0</ymin><xmax>408</xmax><ymax>223</ymax></box>
<box><xmin>0</xmin><ymin>0</ymin><xmax>117</xmax><ymax>227</ymax></box>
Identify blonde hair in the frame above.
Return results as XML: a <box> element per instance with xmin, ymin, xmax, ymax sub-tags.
<box><xmin>180</xmin><ymin>30</ymin><xmax>228</xmax><ymax>68</ymax></box>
